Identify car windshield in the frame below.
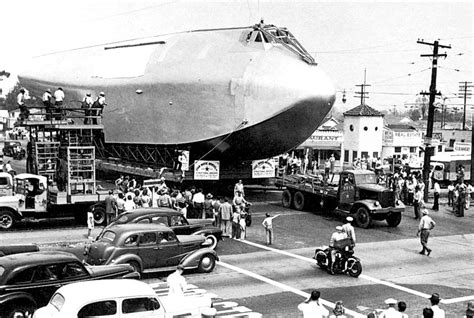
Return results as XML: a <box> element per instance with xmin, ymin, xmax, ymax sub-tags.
<box><xmin>99</xmin><ymin>230</ymin><xmax>116</xmax><ymax>242</ymax></box>
<box><xmin>354</xmin><ymin>173</ymin><xmax>377</xmax><ymax>185</ymax></box>
<box><xmin>50</xmin><ymin>293</ymin><xmax>65</xmax><ymax>311</ymax></box>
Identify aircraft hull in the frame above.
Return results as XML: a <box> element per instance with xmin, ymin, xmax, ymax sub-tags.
<box><xmin>19</xmin><ymin>26</ymin><xmax>336</xmax><ymax>161</ymax></box>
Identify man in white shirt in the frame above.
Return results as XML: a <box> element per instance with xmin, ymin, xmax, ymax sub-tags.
<box><xmin>167</xmin><ymin>264</ymin><xmax>187</xmax><ymax>297</ymax></box>
<box><xmin>341</xmin><ymin>216</ymin><xmax>356</xmax><ymax>248</ymax></box>
<box><xmin>297</xmin><ymin>290</ymin><xmax>329</xmax><ymax>318</ymax></box>
<box><xmin>429</xmin><ymin>293</ymin><xmax>445</xmax><ymax>318</ymax></box>
<box><xmin>329</xmin><ymin>226</ymin><xmax>348</xmax><ymax>274</ymax></box>
<box><xmin>417</xmin><ymin>209</ymin><xmax>435</xmax><ymax>256</ymax></box>
<box><xmin>42</xmin><ymin>89</ymin><xmax>53</xmax><ymax>119</ymax></box>
<box><xmin>262</xmin><ymin>213</ymin><xmax>280</xmax><ymax>245</ymax></box>
<box><xmin>53</xmin><ymin>87</ymin><xmax>65</xmax><ymax>119</ymax></box>
<box><xmin>192</xmin><ymin>188</ymin><xmax>205</xmax><ymax>218</ymax></box>
<box><xmin>380</xmin><ymin>298</ymin><xmax>402</xmax><ymax>318</ymax></box>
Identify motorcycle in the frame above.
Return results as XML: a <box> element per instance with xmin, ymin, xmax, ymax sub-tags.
<box><xmin>313</xmin><ymin>245</ymin><xmax>362</xmax><ymax>277</ymax></box>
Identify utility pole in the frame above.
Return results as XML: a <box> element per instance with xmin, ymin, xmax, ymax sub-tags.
<box><xmin>355</xmin><ymin>69</ymin><xmax>370</xmax><ymax>105</ymax></box>
<box><xmin>417</xmin><ymin>39</ymin><xmax>451</xmax><ymax>202</ymax></box>
<box><xmin>458</xmin><ymin>81</ymin><xmax>472</xmax><ymax>130</ymax></box>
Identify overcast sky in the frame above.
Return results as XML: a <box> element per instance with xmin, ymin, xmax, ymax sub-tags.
<box><xmin>1</xmin><ymin>0</ymin><xmax>472</xmax><ymax>113</ymax></box>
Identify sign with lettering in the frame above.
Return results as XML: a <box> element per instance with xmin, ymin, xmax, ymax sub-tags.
<box><xmin>194</xmin><ymin>160</ymin><xmax>220</xmax><ymax>180</ymax></box>
<box><xmin>454</xmin><ymin>142</ymin><xmax>471</xmax><ymax>153</ymax></box>
<box><xmin>179</xmin><ymin>150</ymin><xmax>190</xmax><ymax>171</ymax></box>
<box><xmin>383</xmin><ymin>130</ymin><xmax>394</xmax><ymax>144</ymax></box>
<box><xmin>252</xmin><ymin>159</ymin><xmax>275</xmax><ymax>178</ymax></box>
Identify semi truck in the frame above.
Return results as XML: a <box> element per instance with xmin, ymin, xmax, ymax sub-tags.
<box><xmin>277</xmin><ymin>169</ymin><xmax>405</xmax><ymax>228</ymax></box>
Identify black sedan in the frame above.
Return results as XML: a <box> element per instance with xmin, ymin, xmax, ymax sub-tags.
<box><xmin>0</xmin><ymin>251</ymin><xmax>138</xmax><ymax>318</ymax></box>
<box><xmin>99</xmin><ymin>208</ymin><xmax>223</xmax><ymax>249</ymax></box>
<box><xmin>88</xmin><ymin>224</ymin><xmax>218</xmax><ymax>275</ymax></box>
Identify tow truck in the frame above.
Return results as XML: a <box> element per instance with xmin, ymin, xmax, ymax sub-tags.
<box><xmin>277</xmin><ymin>169</ymin><xmax>405</xmax><ymax>228</ymax></box>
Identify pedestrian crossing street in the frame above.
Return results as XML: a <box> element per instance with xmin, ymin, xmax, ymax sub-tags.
<box><xmin>149</xmin><ymin>282</ymin><xmax>262</xmax><ymax>317</ymax></box>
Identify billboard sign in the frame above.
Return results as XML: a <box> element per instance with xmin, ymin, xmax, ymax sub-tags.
<box><xmin>194</xmin><ymin>160</ymin><xmax>220</xmax><ymax>180</ymax></box>
<box><xmin>252</xmin><ymin>159</ymin><xmax>275</xmax><ymax>178</ymax></box>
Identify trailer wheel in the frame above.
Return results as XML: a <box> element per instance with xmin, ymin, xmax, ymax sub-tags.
<box><xmin>93</xmin><ymin>206</ymin><xmax>106</xmax><ymax>226</ymax></box>
<box><xmin>386</xmin><ymin>213</ymin><xmax>402</xmax><ymax>227</ymax></box>
<box><xmin>355</xmin><ymin>207</ymin><xmax>372</xmax><ymax>228</ymax></box>
<box><xmin>282</xmin><ymin>190</ymin><xmax>292</xmax><ymax>208</ymax></box>
<box><xmin>0</xmin><ymin>210</ymin><xmax>15</xmax><ymax>230</ymax></box>
<box><xmin>293</xmin><ymin>191</ymin><xmax>305</xmax><ymax>211</ymax></box>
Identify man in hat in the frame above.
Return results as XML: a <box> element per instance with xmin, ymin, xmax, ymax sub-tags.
<box><xmin>203</xmin><ymin>193</ymin><xmax>214</xmax><ymax>219</ymax></box>
<box><xmin>82</xmin><ymin>92</ymin><xmax>93</xmax><ymax>124</ymax></box>
<box><xmin>417</xmin><ymin>209</ymin><xmax>436</xmax><ymax>256</ymax></box>
<box><xmin>92</xmin><ymin>91</ymin><xmax>106</xmax><ymax>124</ymax></box>
<box><xmin>328</xmin><ymin>225</ymin><xmax>348</xmax><ymax>274</ymax></box>
<box><xmin>53</xmin><ymin>87</ymin><xmax>65</xmax><ymax>120</ymax></box>
<box><xmin>17</xmin><ymin>88</ymin><xmax>28</xmax><ymax>121</ymax></box>
<box><xmin>42</xmin><ymin>89</ymin><xmax>53</xmax><ymax>119</ymax></box>
<box><xmin>341</xmin><ymin>216</ymin><xmax>356</xmax><ymax>248</ymax></box>
<box><xmin>429</xmin><ymin>293</ymin><xmax>445</xmax><ymax>318</ymax></box>
<box><xmin>380</xmin><ymin>298</ymin><xmax>402</xmax><ymax>318</ymax></box>
<box><xmin>262</xmin><ymin>212</ymin><xmax>280</xmax><ymax>245</ymax></box>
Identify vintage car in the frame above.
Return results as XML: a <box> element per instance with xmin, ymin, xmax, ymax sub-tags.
<box><xmin>2</xmin><ymin>140</ymin><xmax>25</xmax><ymax>160</ymax></box>
<box><xmin>33</xmin><ymin>279</ymin><xmax>215</xmax><ymax>318</ymax></box>
<box><xmin>86</xmin><ymin>223</ymin><xmax>218</xmax><ymax>274</ymax></box>
<box><xmin>99</xmin><ymin>208</ymin><xmax>223</xmax><ymax>249</ymax></box>
<box><xmin>0</xmin><ymin>251</ymin><xmax>138</xmax><ymax>318</ymax></box>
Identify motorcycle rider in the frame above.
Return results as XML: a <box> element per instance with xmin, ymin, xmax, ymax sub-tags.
<box><xmin>341</xmin><ymin>216</ymin><xmax>356</xmax><ymax>248</ymax></box>
<box><xmin>329</xmin><ymin>226</ymin><xmax>348</xmax><ymax>274</ymax></box>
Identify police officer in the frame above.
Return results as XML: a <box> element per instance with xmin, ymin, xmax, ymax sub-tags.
<box><xmin>342</xmin><ymin>216</ymin><xmax>356</xmax><ymax>248</ymax></box>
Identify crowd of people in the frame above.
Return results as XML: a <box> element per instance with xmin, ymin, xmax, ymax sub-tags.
<box><xmin>92</xmin><ymin>176</ymin><xmax>253</xmax><ymax>240</ymax></box>
<box><xmin>17</xmin><ymin>87</ymin><xmax>106</xmax><ymax>123</ymax></box>
<box><xmin>298</xmin><ymin>290</ymin><xmax>473</xmax><ymax>318</ymax></box>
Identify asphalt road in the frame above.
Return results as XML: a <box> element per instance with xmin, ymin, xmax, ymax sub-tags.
<box><xmin>1</xmin><ymin>189</ymin><xmax>473</xmax><ymax>317</ymax></box>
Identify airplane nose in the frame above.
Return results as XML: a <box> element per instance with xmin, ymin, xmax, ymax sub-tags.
<box><xmin>240</xmin><ymin>50</ymin><xmax>336</xmax><ymax>128</ymax></box>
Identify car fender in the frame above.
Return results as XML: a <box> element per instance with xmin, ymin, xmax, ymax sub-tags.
<box><xmin>0</xmin><ymin>291</ymin><xmax>37</xmax><ymax>308</ymax></box>
<box><xmin>351</xmin><ymin>200</ymin><xmax>376</xmax><ymax>212</ymax></box>
<box><xmin>180</xmin><ymin>248</ymin><xmax>218</xmax><ymax>269</ymax></box>
<box><xmin>192</xmin><ymin>229</ymin><xmax>222</xmax><ymax>240</ymax></box>
<box><xmin>108</xmin><ymin>253</ymin><xmax>143</xmax><ymax>269</ymax></box>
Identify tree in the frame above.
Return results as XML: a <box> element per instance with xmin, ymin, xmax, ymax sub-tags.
<box><xmin>408</xmin><ymin>108</ymin><xmax>421</xmax><ymax>121</ymax></box>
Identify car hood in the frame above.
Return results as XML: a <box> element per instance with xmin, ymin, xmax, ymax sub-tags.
<box><xmin>33</xmin><ymin>305</ymin><xmax>59</xmax><ymax>318</ymax></box>
<box><xmin>187</xmin><ymin>219</ymin><xmax>214</xmax><ymax>226</ymax></box>
<box><xmin>86</xmin><ymin>263</ymin><xmax>134</xmax><ymax>277</ymax></box>
<box><xmin>177</xmin><ymin>234</ymin><xmax>206</xmax><ymax>245</ymax></box>
<box><xmin>358</xmin><ymin>184</ymin><xmax>388</xmax><ymax>193</ymax></box>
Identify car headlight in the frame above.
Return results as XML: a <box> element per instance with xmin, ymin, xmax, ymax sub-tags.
<box><xmin>374</xmin><ymin>201</ymin><xmax>379</xmax><ymax>207</ymax></box>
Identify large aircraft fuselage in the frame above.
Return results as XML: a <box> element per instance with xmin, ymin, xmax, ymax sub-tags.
<box><xmin>19</xmin><ymin>25</ymin><xmax>336</xmax><ymax>161</ymax></box>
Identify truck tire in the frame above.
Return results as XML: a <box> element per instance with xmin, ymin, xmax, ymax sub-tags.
<box><xmin>293</xmin><ymin>191</ymin><xmax>305</xmax><ymax>210</ymax></box>
<box><xmin>282</xmin><ymin>190</ymin><xmax>292</xmax><ymax>208</ymax></box>
<box><xmin>355</xmin><ymin>207</ymin><xmax>372</xmax><ymax>228</ymax></box>
<box><xmin>93</xmin><ymin>206</ymin><xmax>106</xmax><ymax>226</ymax></box>
<box><xmin>0</xmin><ymin>210</ymin><xmax>15</xmax><ymax>230</ymax></box>
<box><xmin>386</xmin><ymin>213</ymin><xmax>402</xmax><ymax>227</ymax></box>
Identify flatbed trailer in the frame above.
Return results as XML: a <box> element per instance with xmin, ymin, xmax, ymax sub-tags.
<box><xmin>277</xmin><ymin>169</ymin><xmax>405</xmax><ymax>228</ymax></box>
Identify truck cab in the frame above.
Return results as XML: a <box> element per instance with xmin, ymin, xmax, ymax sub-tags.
<box><xmin>0</xmin><ymin>173</ymin><xmax>14</xmax><ymax>196</ymax></box>
<box><xmin>14</xmin><ymin>173</ymin><xmax>48</xmax><ymax>212</ymax></box>
<box><xmin>337</xmin><ymin>170</ymin><xmax>404</xmax><ymax>228</ymax></box>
